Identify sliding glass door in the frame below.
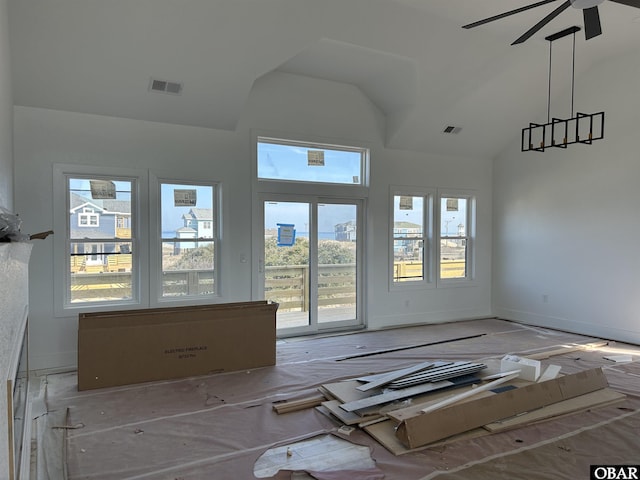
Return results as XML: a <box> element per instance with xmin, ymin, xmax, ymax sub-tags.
<box><xmin>259</xmin><ymin>195</ymin><xmax>362</xmax><ymax>335</ymax></box>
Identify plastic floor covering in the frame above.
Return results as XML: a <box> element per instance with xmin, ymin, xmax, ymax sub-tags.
<box><xmin>42</xmin><ymin>318</ymin><xmax>640</xmax><ymax>479</ymax></box>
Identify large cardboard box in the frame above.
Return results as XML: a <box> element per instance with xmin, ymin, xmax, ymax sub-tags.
<box><xmin>395</xmin><ymin>368</ymin><xmax>608</xmax><ymax>449</ymax></box>
<box><xmin>78</xmin><ymin>301</ymin><xmax>277</xmax><ymax>390</ymax></box>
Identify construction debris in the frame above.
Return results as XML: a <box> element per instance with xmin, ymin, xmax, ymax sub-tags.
<box><xmin>272</xmin><ymin>393</ymin><xmax>327</xmax><ymax>414</ymax></box>
<box><xmin>274</xmin><ymin>342</ymin><xmax>626</xmax><ymax>456</ymax></box>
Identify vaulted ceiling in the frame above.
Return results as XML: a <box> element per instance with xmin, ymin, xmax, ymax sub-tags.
<box><xmin>8</xmin><ymin>0</ymin><xmax>640</xmax><ymax>159</ymax></box>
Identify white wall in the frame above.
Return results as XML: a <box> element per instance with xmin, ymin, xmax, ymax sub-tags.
<box><xmin>14</xmin><ymin>109</ymin><xmax>251</xmax><ymax>370</ymax></box>
<box><xmin>14</xmin><ymin>71</ymin><xmax>493</xmax><ymax>371</ymax></box>
<box><xmin>0</xmin><ymin>0</ymin><xmax>12</xmax><ymax>210</ymax></box>
<box><xmin>493</xmin><ymin>49</ymin><xmax>640</xmax><ymax>344</ymax></box>
<box><xmin>367</xmin><ymin>147</ymin><xmax>493</xmax><ymax>329</ymax></box>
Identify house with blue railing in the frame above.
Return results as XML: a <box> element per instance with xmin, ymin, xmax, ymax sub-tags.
<box><xmin>69</xmin><ymin>193</ymin><xmax>132</xmax><ymax>272</ymax></box>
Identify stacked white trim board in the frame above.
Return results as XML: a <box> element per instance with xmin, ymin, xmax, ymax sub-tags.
<box><xmin>339</xmin><ymin>374</ymin><xmax>481</xmax><ymax>412</ymax></box>
<box><xmin>386</xmin><ymin>361</ymin><xmax>487</xmax><ymax>388</ymax></box>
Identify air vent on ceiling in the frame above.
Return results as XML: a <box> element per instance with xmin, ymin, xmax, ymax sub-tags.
<box><xmin>149</xmin><ymin>77</ymin><xmax>183</xmax><ymax>95</ymax></box>
<box><xmin>442</xmin><ymin>125</ymin><xmax>462</xmax><ymax>134</ymax></box>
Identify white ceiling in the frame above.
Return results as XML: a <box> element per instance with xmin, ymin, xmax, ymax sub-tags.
<box><xmin>8</xmin><ymin>0</ymin><xmax>640</xmax><ymax>159</ymax></box>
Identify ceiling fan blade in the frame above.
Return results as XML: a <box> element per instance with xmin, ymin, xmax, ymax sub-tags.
<box><xmin>462</xmin><ymin>0</ymin><xmax>557</xmax><ymax>29</ymax></box>
<box><xmin>512</xmin><ymin>0</ymin><xmax>572</xmax><ymax>44</ymax></box>
<box><xmin>609</xmin><ymin>0</ymin><xmax>640</xmax><ymax>8</ymax></box>
<box><xmin>583</xmin><ymin>6</ymin><xmax>602</xmax><ymax>40</ymax></box>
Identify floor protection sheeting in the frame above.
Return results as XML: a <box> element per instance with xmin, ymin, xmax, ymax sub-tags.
<box><xmin>42</xmin><ymin>319</ymin><xmax>640</xmax><ymax>479</ymax></box>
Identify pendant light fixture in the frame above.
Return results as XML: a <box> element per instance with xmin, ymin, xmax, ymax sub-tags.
<box><xmin>521</xmin><ymin>26</ymin><xmax>605</xmax><ymax>152</ymax></box>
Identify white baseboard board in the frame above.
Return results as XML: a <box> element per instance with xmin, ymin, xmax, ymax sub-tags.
<box><xmin>495</xmin><ymin>308</ymin><xmax>640</xmax><ymax>345</ymax></box>
<box><xmin>368</xmin><ymin>308</ymin><xmax>493</xmax><ymax>330</ymax></box>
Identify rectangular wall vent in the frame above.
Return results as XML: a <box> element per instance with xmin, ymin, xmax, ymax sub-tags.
<box><xmin>149</xmin><ymin>77</ymin><xmax>183</xmax><ymax>95</ymax></box>
<box><xmin>443</xmin><ymin>125</ymin><xmax>462</xmax><ymax>134</ymax></box>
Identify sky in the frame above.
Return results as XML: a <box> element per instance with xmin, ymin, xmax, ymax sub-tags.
<box><xmin>264</xmin><ymin>201</ymin><xmax>356</xmax><ymax>235</ymax></box>
<box><xmin>70</xmin><ymin>178</ymin><xmax>215</xmax><ymax>235</ymax></box>
<box><xmin>257</xmin><ymin>141</ymin><xmax>363</xmax><ymax>185</ymax></box>
<box><xmin>259</xmin><ymin>141</ymin><xmax>467</xmax><ymax>237</ymax></box>
<box><xmin>161</xmin><ymin>183</ymin><xmax>213</xmax><ymax>233</ymax></box>
<box><xmin>70</xmin><ymin>145</ymin><xmax>466</xmax><ymax>238</ymax></box>
<box><xmin>394</xmin><ymin>195</ymin><xmax>467</xmax><ymax>236</ymax></box>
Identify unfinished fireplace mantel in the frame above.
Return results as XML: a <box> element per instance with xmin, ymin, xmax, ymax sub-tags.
<box><xmin>0</xmin><ymin>242</ymin><xmax>33</xmax><ymax>480</ymax></box>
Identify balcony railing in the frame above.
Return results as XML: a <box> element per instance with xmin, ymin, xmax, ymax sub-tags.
<box><xmin>69</xmin><ymin>264</ymin><xmax>355</xmax><ymax>307</ymax></box>
<box><xmin>69</xmin><ymin>261</ymin><xmax>465</xmax><ymax>304</ymax></box>
<box><xmin>264</xmin><ymin>264</ymin><xmax>356</xmax><ymax>312</ymax></box>
<box><xmin>393</xmin><ymin>260</ymin><xmax>466</xmax><ymax>281</ymax></box>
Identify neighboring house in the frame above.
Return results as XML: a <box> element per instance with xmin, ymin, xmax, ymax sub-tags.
<box><xmin>174</xmin><ymin>226</ymin><xmax>197</xmax><ymax>253</ymax></box>
<box><xmin>393</xmin><ymin>221</ymin><xmax>422</xmax><ymax>259</ymax></box>
<box><xmin>69</xmin><ymin>193</ymin><xmax>132</xmax><ymax>269</ymax></box>
<box><xmin>334</xmin><ymin>220</ymin><xmax>357</xmax><ymax>242</ymax></box>
<box><xmin>174</xmin><ymin>208</ymin><xmax>213</xmax><ymax>252</ymax></box>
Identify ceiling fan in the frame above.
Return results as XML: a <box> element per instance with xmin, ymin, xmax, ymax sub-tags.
<box><xmin>463</xmin><ymin>0</ymin><xmax>640</xmax><ymax>45</ymax></box>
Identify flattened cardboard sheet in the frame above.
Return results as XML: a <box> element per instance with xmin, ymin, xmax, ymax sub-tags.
<box><xmin>395</xmin><ymin>367</ymin><xmax>608</xmax><ymax>449</ymax></box>
<box><xmin>369</xmin><ymin>387</ymin><xmax>624</xmax><ymax>455</ymax></box>
<box><xmin>78</xmin><ymin>301</ymin><xmax>277</xmax><ymax>390</ymax></box>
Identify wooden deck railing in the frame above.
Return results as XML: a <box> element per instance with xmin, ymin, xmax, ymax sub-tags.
<box><xmin>69</xmin><ymin>264</ymin><xmax>355</xmax><ymax>307</ymax></box>
<box><xmin>69</xmin><ymin>261</ymin><xmax>466</xmax><ymax>304</ymax></box>
<box><xmin>70</xmin><ymin>270</ymin><xmax>215</xmax><ymax>302</ymax></box>
<box><xmin>264</xmin><ymin>264</ymin><xmax>356</xmax><ymax>311</ymax></box>
<box><xmin>393</xmin><ymin>260</ymin><xmax>466</xmax><ymax>281</ymax></box>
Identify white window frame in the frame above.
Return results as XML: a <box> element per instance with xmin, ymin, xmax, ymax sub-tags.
<box><xmin>54</xmin><ymin>166</ymin><xmax>225</xmax><ymax>316</ymax></box>
<box><xmin>256</xmin><ymin>136</ymin><xmax>370</xmax><ymax>188</ymax></box>
<box><xmin>53</xmin><ymin>164</ymin><xmax>148</xmax><ymax>316</ymax></box>
<box><xmin>389</xmin><ymin>187</ymin><xmax>477</xmax><ymax>290</ymax></box>
<box><xmin>389</xmin><ymin>186</ymin><xmax>435</xmax><ymax>291</ymax></box>
<box><xmin>78</xmin><ymin>210</ymin><xmax>99</xmax><ymax>228</ymax></box>
<box><xmin>252</xmin><ymin>132</ymin><xmax>369</xmax><ymax>333</ymax></box>
<box><xmin>436</xmin><ymin>189</ymin><xmax>476</xmax><ymax>287</ymax></box>
<box><xmin>151</xmin><ymin>178</ymin><xmax>222</xmax><ymax>305</ymax></box>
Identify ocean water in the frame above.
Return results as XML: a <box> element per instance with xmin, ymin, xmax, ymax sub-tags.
<box><xmin>164</xmin><ymin>231</ymin><xmax>337</xmax><ymax>240</ymax></box>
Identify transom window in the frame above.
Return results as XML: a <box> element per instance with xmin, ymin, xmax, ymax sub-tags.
<box><xmin>257</xmin><ymin>137</ymin><xmax>368</xmax><ymax>185</ymax></box>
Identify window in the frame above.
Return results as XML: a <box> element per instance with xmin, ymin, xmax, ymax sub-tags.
<box><xmin>390</xmin><ymin>187</ymin><xmax>475</xmax><ymax>288</ymax></box>
<box><xmin>254</xmin><ymin>135</ymin><xmax>368</xmax><ymax>334</ymax></box>
<box><xmin>439</xmin><ymin>193</ymin><xmax>474</xmax><ymax>283</ymax></box>
<box><xmin>78</xmin><ymin>208</ymin><xmax>100</xmax><ymax>227</ymax></box>
<box><xmin>257</xmin><ymin>137</ymin><xmax>368</xmax><ymax>185</ymax></box>
<box><xmin>159</xmin><ymin>182</ymin><xmax>218</xmax><ymax>298</ymax></box>
<box><xmin>54</xmin><ymin>164</ymin><xmax>222</xmax><ymax>314</ymax></box>
<box><xmin>65</xmin><ymin>175</ymin><xmax>136</xmax><ymax>305</ymax></box>
<box><xmin>391</xmin><ymin>189</ymin><xmax>433</xmax><ymax>285</ymax></box>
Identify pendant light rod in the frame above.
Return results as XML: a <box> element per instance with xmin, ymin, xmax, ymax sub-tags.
<box><xmin>547</xmin><ymin>40</ymin><xmax>552</xmax><ymax>123</ymax></box>
<box><xmin>544</xmin><ymin>26</ymin><xmax>581</xmax><ymax>123</ymax></box>
<box><xmin>571</xmin><ymin>28</ymin><xmax>576</xmax><ymax>117</ymax></box>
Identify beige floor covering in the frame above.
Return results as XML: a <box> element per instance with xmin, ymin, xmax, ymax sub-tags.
<box><xmin>42</xmin><ymin>318</ymin><xmax>640</xmax><ymax>479</ymax></box>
